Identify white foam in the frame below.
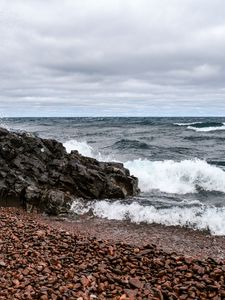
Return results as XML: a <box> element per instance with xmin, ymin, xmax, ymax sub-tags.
<box><xmin>174</xmin><ymin>121</ymin><xmax>225</xmax><ymax>131</ymax></box>
<box><xmin>187</xmin><ymin>124</ymin><xmax>225</xmax><ymax>132</ymax></box>
<box><xmin>124</xmin><ymin>158</ymin><xmax>225</xmax><ymax>194</ymax></box>
<box><xmin>62</xmin><ymin>139</ymin><xmax>225</xmax><ymax>235</ymax></box>
<box><xmin>71</xmin><ymin>200</ymin><xmax>225</xmax><ymax>235</ymax></box>
<box><xmin>63</xmin><ymin>139</ymin><xmax>115</xmax><ymax>162</ymax></box>
<box><xmin>63</xmin><ymin>139</ymin><xmax>98</xmax><ymax>158</ymax></box>
<box><xmin>64</xmin><ymin>140</ymin><xmax>225</xmax><ymax>195</ymax></box>
<box><xmin>174</xmin><ymin>122</ymin><xmax>202</xmax><ymax>126</ymax></box>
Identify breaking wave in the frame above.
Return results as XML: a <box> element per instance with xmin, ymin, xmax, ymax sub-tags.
<box><xmin>71</xmin><ymin>200</ymin><xmax>225</xmax><ymax>235</ymax></box>
<box><xmin>64</xmin><ymin>139</ymin><xmax>225</xmax><ymax>195</ymax></box>
<box><xmin>63</xmin><ymin>139</ymin><xmax>95</xmax><ymax>157</ymax></box>
<box><xmin>125</xmin><ymin>159</ymin><xmax>225</xmax><ymax>194</ymax></box>
<box><xmin>63</xmin><ymin>140</ymin><xmax>106</xmax><ymax>160</ymax></box>
<box><xmin>188</xmin><ymin>124</ymin><xmax>225</xmax><ymax>132</ymax></box>
<box><xmin>63</xmin><ymin>139</ymin><xmax>113</xmax><ymax>161</ymax></box>
<box><xmin>174</xmin><ymin>121</ymin><xmax>225</xmax><ymax>132</ymax></box>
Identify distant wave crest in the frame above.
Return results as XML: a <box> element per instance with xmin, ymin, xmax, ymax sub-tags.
<box><xmin>174</xmin><ymin>121</ymin><xmax>225</xmax><ymax>132</ymax></box>
<box><xmin>174</xmin><ymin>122</ymin><xmax>202</xmax><ymax>126</ymax></box>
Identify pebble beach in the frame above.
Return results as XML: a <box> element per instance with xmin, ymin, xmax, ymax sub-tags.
<box><xmin>1</xmin><ymin>207</ymin><xmax>225</xmax><ymax>300</ymax></box>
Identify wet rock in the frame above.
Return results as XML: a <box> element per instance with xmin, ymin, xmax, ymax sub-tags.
<box><xmin>0</xmin><ymin>127</ymin><xmax>139</xmax><ymax>214</ymax></box>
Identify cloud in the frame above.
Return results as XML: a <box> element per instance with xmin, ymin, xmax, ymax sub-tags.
<box><xmin>0</xmin><ymin>0</ymin><xmax>225</xmax><ymax>116</ymax></box>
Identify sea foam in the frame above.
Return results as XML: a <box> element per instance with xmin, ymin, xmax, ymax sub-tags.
<box><xmin>71</xmin><ymin>199</ymin><xmax>225</xmax><ymax>235</ymax></box>
<box><xmin>125</xmin><ymin>159</ymin><xmax>225</xmax><ymax>194</ymax></box>
<box><xmin>63</xmin><ymin>139</ymin><xmax>114</xmax><ymax>161</ymax></box>
<box><xmin>63</xmin><ymin>139</ymin><xmax>95</xmax><ymax>157</ymax></box>
<box><xmin>187</xmin><ymin>124</ymin><xmax>225</xmax><ymax>132</ymax></box>
<box><xmin>63</xmin><ymin>136</ymin><xmax>225</xmax><ymax>235</ymax></box>
<box><xmin>63</xmin><ymin>139</ymin><xmax>105</xmax><ymax>161</ymax></box>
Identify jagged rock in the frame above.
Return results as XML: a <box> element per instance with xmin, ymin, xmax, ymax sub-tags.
<box><xmin>0</xmin><ymin>127</ymin><xmax>139</xmax><ymax>214</ymax></box>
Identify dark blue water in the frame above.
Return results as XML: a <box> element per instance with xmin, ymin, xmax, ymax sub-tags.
<box><xmin>2</xmin><ymin>117</ymin><xmax>225</xmax><ymax>235</ymax></box>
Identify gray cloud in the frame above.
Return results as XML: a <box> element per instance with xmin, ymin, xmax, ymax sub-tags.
<box><xmin>1</xmin><ymin>0</ymin><xmax>225</xmax><ymax>116</ymax></box>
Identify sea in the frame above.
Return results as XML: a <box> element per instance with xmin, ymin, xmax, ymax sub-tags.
<box><xmin>1</xmin><ymin>117</ymin><xmax>225</xmax><ymax>236</ymax></box>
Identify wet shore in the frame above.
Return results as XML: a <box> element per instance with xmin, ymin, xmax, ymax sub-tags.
<box><xmin>39</xmin><ymin>214</ymin><xmax>225</xmax><ymax>262</ymax></box>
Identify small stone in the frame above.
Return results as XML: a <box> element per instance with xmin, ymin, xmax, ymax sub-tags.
<box><xmin>81</xmin><ymin>276</ymin><xmax>89</xmax><ymax>287</ymax></box>
<box><xmin>185</xmin><ymin>272</ymin><xmax>193</xmax><ymax>278</ymax></box>
<box><xmin>12</xmin><ymin>279</ymin><xmax>20</xmax><ymax>287</ymax></box>
<box><xmin>36</xmin><ymin>265</ymin><xmax>43</xmax><ymax>272</ymax></box>
<box><xmin>119</xmin><ymin>294</ymin><xmax>128</xmax><ymax>300</ymax></box>
<box><xmin>129</xmin><ymin>277</ymin><xmax>143</xmax><ymax>289</ymax></box>
<box><xmin>108</xmin><ymin>246</ymin><xmax>114</xmax><ymax>256</ymax></box>
<box><xmin>36</xmin><ymin>230</ymin><xmax>46</xmax><ymax>237</ymax></box>
<box><xmin>0</xmin><ymin>261</ymin><xmax>6</xmax><ymax>267</ymax></box>
<box><xmin>124</xmin><ymin>289</ymin><xmax>138</xmax><ymax>300</ymax></box>
<box><xmin>130</xmin><ymin>269</ymin><xmax>136</xmax><ymax>275</ymax></box>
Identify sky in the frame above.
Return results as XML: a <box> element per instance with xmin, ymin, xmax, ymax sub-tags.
<box><xmin>1</xmin><ymin>0</ymin><xmax>225</xmax><ymax>117</ymax></box>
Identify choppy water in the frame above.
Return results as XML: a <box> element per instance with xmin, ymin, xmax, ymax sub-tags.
<box><xmin>2</xmin><ymin>117</ymin><xmax>225</xmax><ymax>235</ymax></box>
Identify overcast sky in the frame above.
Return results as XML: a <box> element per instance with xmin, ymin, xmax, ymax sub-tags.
<box><xmin>1</xmin><ymin>0</ymin><xmax>225</xmax><ymax>117</ymax></box>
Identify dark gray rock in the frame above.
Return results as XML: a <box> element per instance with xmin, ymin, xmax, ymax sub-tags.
<box><xmin>0</xmin><ymin>127</ymin><xmax>139</xmax><ymax>215</ymax></box>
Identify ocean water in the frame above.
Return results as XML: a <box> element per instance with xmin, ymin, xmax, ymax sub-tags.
<box><xmin>2</xmin><ymin>117</ymin><xmax>225</xmax><ymax>235</ymax></box>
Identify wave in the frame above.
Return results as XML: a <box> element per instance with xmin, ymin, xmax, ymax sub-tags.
<box><xmin>63</xmin><ymin>139</ymin><xmax>225</xmax><ymax>195</ymax></box>
<box><xmin>71</xmin><ymin>200</ymin><xmax>225</xmax><ymax>235</ymax></box>
<box><xmin>124</xmin><ymin>159</ymin><xmax>225</xmax><ymax>194</ymax></box>
<box><xmin>174</xmin><ymin>122</ymin><xmax>202</xmax><ymax>126</ymax></box>
<box><xmin>63</xmin><ymin>139</ymin><xmax>95</xmax><ymax>157</ymax></box>
<box><xmin>63</xmin><ymin>139</ymin><xmax>106</xmax><ymax>161</ymax></box>
<box><xmin>174</xmin><ymin>121</ymin><xmax>225</xmax><ymax>132</ymax></box>
<box><xmin>61</xmin><ymin>139</ymin><xmax>225</xmax><ymax>235</ymax></box>
<box><xmin>112</xmin><ymin>139</ymin><xmax>150</xmax><ymax>150</ymax></box>
<box><xmin>63</xmin><ymin>139</ymin><xmax>114</xmax><ymax>161</ymax></box>
<box><xmin>190</xmin><ymin>121</ymin><xmax>224</xmax><ymax>128</ymax></box>
<box><xmin>188</xmin><ymin>124</ymin><xmax>225</xmax><ymax>132</ymax></box>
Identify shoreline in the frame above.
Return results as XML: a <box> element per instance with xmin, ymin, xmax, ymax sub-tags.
<box><xmin>38</xmin><ymin>214</ymin><xmax>225</xmax><ymax>262</ymax></box>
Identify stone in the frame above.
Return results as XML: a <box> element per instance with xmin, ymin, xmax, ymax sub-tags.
<box><xmin>0</xmin><ymin>261</ymin><xmax>6</xmax><ymax>267</ymax></box>
<box><xmin>0</xmin><ymin>127</ymin><xmax>139</xmax><ymax>215</ymax></box>
<box><xmin>129</xmin><ymin>277</ymin><xmax>143</xmax><ymax>289</ymax></box>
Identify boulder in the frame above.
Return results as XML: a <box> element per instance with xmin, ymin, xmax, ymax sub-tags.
<box><xmin>0</xmin><ymin>127</ymin><xmax>139</xmax><ymax>214</ymax></box>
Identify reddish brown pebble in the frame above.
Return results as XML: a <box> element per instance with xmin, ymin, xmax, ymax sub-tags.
<box><xmin>129</xmin><ymin>277</ymin><xmax>143</xmax><ymax>289</ymax></box>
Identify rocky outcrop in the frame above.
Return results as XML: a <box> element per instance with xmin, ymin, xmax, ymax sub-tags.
<box><xmin>0</xmin><ymin>127</ymin><xmax>139</xmax><ymax>214</ymax></box>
